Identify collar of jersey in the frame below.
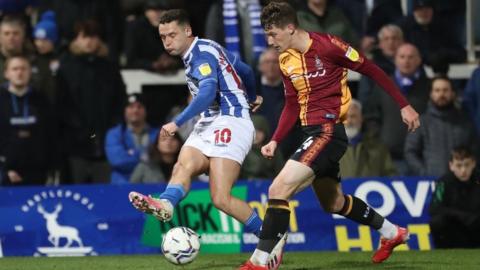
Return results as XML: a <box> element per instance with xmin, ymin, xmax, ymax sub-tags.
<box><xmin>182</xmin><ymin>36</ymin><xmax>199</xmax><ymax>62</ymax></box>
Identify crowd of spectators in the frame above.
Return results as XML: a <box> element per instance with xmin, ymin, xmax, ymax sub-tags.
<box><xmin>0</xmin><ymin>0</ymin><xmax>478</xmax><ymax>193</ymax></box>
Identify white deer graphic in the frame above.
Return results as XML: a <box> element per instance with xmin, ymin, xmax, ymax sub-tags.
<box><xmin>37</xmin><ymin>204</ymin><xmax>83</xmax><ymax>247</ymax></box>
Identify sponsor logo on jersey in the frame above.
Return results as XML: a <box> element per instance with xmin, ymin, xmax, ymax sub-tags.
<box><xmin>290</xmin><ymin>70</ymin><xmax>326</xmax><ymax>81</ymax></box>
<box><xmin>345</xmin><ymin>46</ymin><xmax>361</xmax><ymax>62</ymax></box>
<box><xmin>198</xmin><ymin>63</ymin><xmax>212</xmax><ymax>76</ymax></box>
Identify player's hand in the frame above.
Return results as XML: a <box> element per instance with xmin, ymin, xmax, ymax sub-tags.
<box><xmin>400</xmin><ymin>105</ymin><xmax>420</xmax><ymax>132</ymax></box>
<box><xmin>8</xmin><ymin>170</ymin><xmax>23</xmax><ymax>183</ymax></box>
<box><xmin>160</xmin><ymin>122</ymin><xmax>178</xmax><ymax>139</ymax></box>
<box><xmin>261</xmin><ymin>140</ymin><xmax>278</xmax><ymax>159</ymax></box>
<box><xmin>250</xmin><ymin>95</ymin><xmax>263</xmax><ymax>113</ymax></box>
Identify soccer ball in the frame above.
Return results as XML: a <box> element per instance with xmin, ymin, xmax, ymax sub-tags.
<box><xmin>161</xmin><ymin>227</ymin><xmax>201</xmax><ymax>265</ymax></box>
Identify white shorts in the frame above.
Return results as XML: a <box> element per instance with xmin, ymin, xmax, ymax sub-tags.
<box><xmin>184</xmin><ymin>115</ymin><xmax>254</xmax><ymax>165</ymax></box>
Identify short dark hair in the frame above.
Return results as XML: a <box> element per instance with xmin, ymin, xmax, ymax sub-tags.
<box><xmin>5</xmin><ymin>54</ymin><xmax>30</xmax><ymax>69</ymax></box>
<box><xmin>430</xmin><ymin>75</ymin><xmax>453</xmax><ymax>91</ymax></box>
<box><xmin>260</xmin><ymin>1</ymin><xmax>298</xmax><ymax>30</ymax></box>
<box><xmin>450</xmin><ymin>146</ymin><xmax>476</xmax><ymax>161</ymax></box>
<box><xmin>0</xmin><ymin>15</ymin><xmax>26</xmax><ymax>32</ymax></box>
<box><xmin>159</xmin><ymin>9</ymin><xmax>190</xmax><ymax>26</ymax></box>
<box><xmin>74</xmin><ymin>19</ymin><xmax>102</xmax><ymax>38</ymax></box>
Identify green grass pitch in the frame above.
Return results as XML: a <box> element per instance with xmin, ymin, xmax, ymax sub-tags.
<box><xmin>1</xmin><ymin>250</ymin><xmax>479</xmax><ymax>270</ymax></box>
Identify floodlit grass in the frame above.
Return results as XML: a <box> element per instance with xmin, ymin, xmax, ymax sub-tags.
<box><xmin>1</xmin><ymin>250</ymin><xmax>479</xmax><ymax>270</ymax></box>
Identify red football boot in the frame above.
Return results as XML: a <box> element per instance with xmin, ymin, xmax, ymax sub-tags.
<box><xmin>238</xmin><ymin>261</ymin><xmax>268</xmax><ymax>270</ymax></box>
<box><xmin>372</xmin><ymin>226</ymin><xmax>409</xmax><ymax>263</ymax></box>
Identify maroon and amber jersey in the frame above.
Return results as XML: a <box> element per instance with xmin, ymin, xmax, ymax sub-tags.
<box><xmin>272</xmin><ymin>32</ymin><xmax>408</xmax><ymax>143</ymax></box>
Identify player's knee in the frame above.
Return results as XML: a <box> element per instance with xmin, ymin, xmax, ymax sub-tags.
<box><xmin>321</xmin><ymin>196</ymin><xmax>344</xmax><ymax>213</ymax></box>
<box><xmin>172</xmin><ymin>161</ymin><xmax>195</xmax><ymax>177</ymax></box>
<box><xmin>210</xmin><ymin>193</ymin><xmax>230</xmax><ymax>211</ymax></box>
<box><xmin>268</xmin><ymin>181</ymin><xmax>289</xmax><ymax>200</ymax></box>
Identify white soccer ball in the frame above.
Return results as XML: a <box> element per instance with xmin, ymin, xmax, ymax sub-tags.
<box><xmin>161</xmin><ymin>227</ymin><xmax>201</xmax><ymax>265</ymax></box>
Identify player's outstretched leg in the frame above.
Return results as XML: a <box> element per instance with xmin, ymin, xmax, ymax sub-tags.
<box><xmin>334</xmin><ymin>194</ymin><xmax>409</xmax><ymax>263</ymax></box>
<box><xmin>312</xmin><ymin>178</ymin><xmax>409</xmax><ymax>263</ymax></box>
<box><xmin>129</xmin><ymin>146</ymin><xmax>209</xmax><ymax>221</ymax></box>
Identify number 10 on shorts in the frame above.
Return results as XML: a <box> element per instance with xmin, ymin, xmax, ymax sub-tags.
<box><xmin>214</xmin><ymin>128</ymin><xmax>232</xmax><ymax>145</ymax></box>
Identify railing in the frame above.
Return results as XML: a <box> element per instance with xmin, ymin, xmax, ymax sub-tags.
<box><xmin>120</xmin><ymin>63</ymin><xmax>479</xmax><ymax>94</ymax></box>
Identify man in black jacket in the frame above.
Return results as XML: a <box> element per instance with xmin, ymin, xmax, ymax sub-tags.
<box><xmin>57</xmin><ymin>20</ymin><xmax>126</xmax><ymax>184</ymax></box>
<box><xmin>429</xmin><ymin>146</ymin><xmax>480</xmax><ymax>248</ymax></box>
<box><xmin>0</xmin><ymin>55</ymin><xmax>55</xmax><ymax>186</ymax></box>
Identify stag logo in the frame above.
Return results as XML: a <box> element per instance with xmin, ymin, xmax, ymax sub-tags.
<box><xmin>15</xmin><ymin>189</ymin><xmax>99</xmax><ymax>257</ymax></box>
<box><xmin>37</xmin><ymin>204</ymin><xmax>83</xmax><ymax>248</ymax></box>
<box><xmin>34</xmin><ymin>203</ymin><xmax>93</xmax><ymax>256</ymax></box>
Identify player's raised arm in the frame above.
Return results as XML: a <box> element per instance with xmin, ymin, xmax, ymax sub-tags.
<box><xmin>326</xmin><ymin>35</ymin><xmax>420</xmax><ymax>132</ymax></box>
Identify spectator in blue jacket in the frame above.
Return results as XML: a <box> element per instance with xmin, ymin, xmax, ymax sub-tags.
<box><xmin>105</xmin><ymin>94</ymin><xmax>159</xmax><ymax>184</ymax></box>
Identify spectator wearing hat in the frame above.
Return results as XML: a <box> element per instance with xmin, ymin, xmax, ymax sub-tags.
<box><xmin>57</xmin><ymin>19</ymin><xmax>126</xmax><ymax>184</ymax></box>
<box><xmin>124</xmin><ymin>0</ymin><xmax>182</xmax><ymax>73</ymax></box>
<box><xmin>31</xmin><ymin>10</ymin><xmax>59</xmax><ymax>105</ymax></box>
<box><xmin>105</xmin><ymin>94</ymin><xmax>159</xmax><ymax>184</ymax></box>
<box><xmin>398</xmin><ymin>0</ymin><xmax>466</xmax><ymax>73</ymax></box>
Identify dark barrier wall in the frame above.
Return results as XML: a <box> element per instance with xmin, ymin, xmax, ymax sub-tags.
<box><xmin>0</xmin><ymin>177</ymin><xmax>434</xmax><ymax>257</ymax></box>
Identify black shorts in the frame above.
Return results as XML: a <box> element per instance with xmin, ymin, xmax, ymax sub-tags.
<box><xmin>290</xmin><ymin>122</ymin><xmax>348</xmax><ymax>180</ymax></box>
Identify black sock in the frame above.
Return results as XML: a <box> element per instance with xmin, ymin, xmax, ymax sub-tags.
<box><xmin>337</xmin><ymin>195</ymin><xmax>384</xmax><ymax>230</ymax></box>
<box><xmin>257</xmin><ymin>199</ymin><xmax>290</xmax><ymax>253</ymax></box>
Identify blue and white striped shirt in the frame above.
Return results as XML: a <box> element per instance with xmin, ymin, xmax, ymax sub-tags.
<box><xmin>174</xmin><ymin>37</ymin><xmax>256</xmax><ymax>126</ymax></box>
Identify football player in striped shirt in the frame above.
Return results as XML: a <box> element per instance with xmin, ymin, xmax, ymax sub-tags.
<box><xmin>129</xmin><ymin>9</ymin><xmax>267</xmax><ymax>251</ymax></box>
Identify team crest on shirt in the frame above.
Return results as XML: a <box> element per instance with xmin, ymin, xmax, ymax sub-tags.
<box><xmin>314</xmin><ymin>55</ymin><xmax>324</xmax><ymax>70</ymax></box>
<box><xmin>198</xmin><ymin>63</ymin><xmax>212</xmax><ymax>76</ymax></box>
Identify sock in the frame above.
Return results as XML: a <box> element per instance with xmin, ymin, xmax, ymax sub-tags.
<box><xmin>378</xmin><ymin>218</ymin><xmax>398</xmax><ymax>239</ymax></box>
<box><xmin>337</xmin><ymin>195</ymin><xmax>384</xmax><ymax>230</ymax></box>
<box><xmin>244</xmin><ymin>210</ymin><xmax>262</xmax><ymax>237</ymax></box>
<box><xmin>159</xmin><ymin>184</ymin><xmax>186</xmax><ymax>207</ymax></box>
<box><xmin>251</xmin><ymin>249</ymin><xmax>269</xmax><ymax>266</ymax></box>
<box><xmin>250</xmin><ymin>199</ymin><xmax>290</xmax><ymax>265</ymax></box>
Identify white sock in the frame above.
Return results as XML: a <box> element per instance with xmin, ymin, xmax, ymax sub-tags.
<box><xmin>160</xmin><ymin>199</ymin><xmax>174</xmax><ymax>212</ymax></box>
<box><xmin>250</xmin><ymin>248</ymin><xmax>269</xmax><ymax>266</ymax></box>
<box><xmin>377</xmin><ymin>219</ymin><xmax>397</xmax><ymax>239</ymax></box>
